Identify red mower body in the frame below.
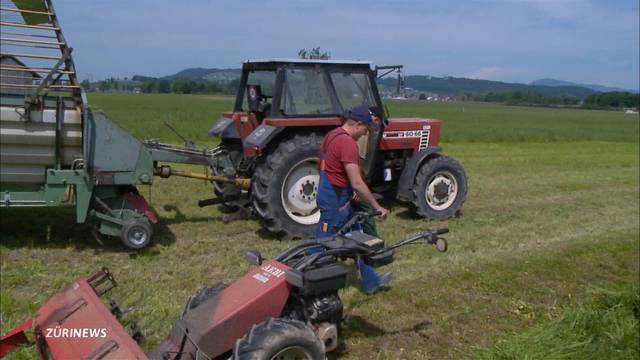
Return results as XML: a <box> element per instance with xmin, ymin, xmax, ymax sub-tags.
<box><xmin>152</xmin><ymin>260</ymin><xmax>292</xmax><ymax>359</ymax></box>
<box><xmin>0</xmin><ymin>268</ymin><xmax>146</xmax><ymax>359</ymax></box>
<box><xmin>1</xmin><ymin>263</ymin><xmax>293</xmax><ymax>359</ymax></box>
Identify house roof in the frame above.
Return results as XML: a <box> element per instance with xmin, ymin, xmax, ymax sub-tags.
<box><xmin>0</xmin><ymin>55</ymin><xmax>42</xmax><ymax>79</ymax></box>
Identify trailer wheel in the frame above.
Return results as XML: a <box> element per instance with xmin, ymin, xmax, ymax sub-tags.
<box><xmin>233</xmin><ymin>318</ymin><xmax>325</xmax><ymax>360</ymax></box>
<box><xmin>252</xmin><ymin>133</ymin><xmax>322</xmax><ymax>239</ymax></box>
<box><xmin>412</xmin><ymin>154</ymin><xmax>467</xmax><ymax>220</ymax></box>
<box><xmin>120</xmin><ymin>218</ymin><xmax>152</xmax><ymax>249</ymax></box>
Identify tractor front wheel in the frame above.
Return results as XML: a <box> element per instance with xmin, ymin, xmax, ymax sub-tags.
<box><xmin>233</xmin><ymin>318</ymin><xmax>325</xmax><ymax>360</ymax></box>
<box><xmin>120</xmin><ymin>217</ymin><xmax>152</xmax><ymax>249</ymax></box>
<box><xmin>412</xmin><ymin>154</ymin><xmax>467</xmax><ymax>220</ymax></box>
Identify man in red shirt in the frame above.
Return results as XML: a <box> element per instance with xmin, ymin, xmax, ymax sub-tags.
<box><xmin>315</xmin><ymin>105</ymin><xmax>390</xmax><ymax>293</ymax></box>
<box><xmin>316</xmin><ymin>107</ymin><xmax>389</xmax><ymax>236</ymax></box>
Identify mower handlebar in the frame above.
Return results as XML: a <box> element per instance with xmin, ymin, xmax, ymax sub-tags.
<box><xmin>336</xmin><ymin>210</ymin><xmax>382</xmax><ymax>234</ymax></box>
<box><xmin>385</xmin><ymin>227</ymin><xmax>449</xmax><ymax>251</ymax></box>
<box><xmin>283</xmin><ymin>226</ymin><xmax>450</xmax><ymax>271</ymax></box>
<box><xmin>353</xmin><ymin>210</ymin><xmax>382</xmax><ymax>220</ymax></box>
<box><xmin>366</xmin><ymin>210</ymin><xmax>382</xmax><ymax>217</ymax></box>
<box><xmin>427</xmin><ymin>227</ymin><xmax>449</xmax><ymax>236</ymax></box>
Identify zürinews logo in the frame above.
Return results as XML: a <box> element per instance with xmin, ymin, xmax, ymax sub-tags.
<box><xmin>44</xmin><ymin>326</ymin><xmax>108</xmax><ymax>338</ymax></box>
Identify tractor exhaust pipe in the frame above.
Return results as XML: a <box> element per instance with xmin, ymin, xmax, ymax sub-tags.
<box><xmin>153</xmin><ymin>165</ymin><xmax>251</xmax><ymax>190</ymax></box>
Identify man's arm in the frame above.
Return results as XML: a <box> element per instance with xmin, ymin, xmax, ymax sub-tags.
<box><xmin>345</xmin><ymin>163</ymin><xmax>389</xmax><ymax>219</ymax></box>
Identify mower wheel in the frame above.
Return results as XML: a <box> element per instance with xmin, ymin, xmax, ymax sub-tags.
<box><xmin>252</xmin><ymin>133</ymin><xmax>323</xmax><ymax>239</ymax></box>
<box><xmin>233</xmin><ymin>318</ymin><xmax>325</xmax><ymax>360</ymax></box>
<box><xmin>412</xmin><ymin>154</ymin><xmax>467</xmax><ymax>220</ymax></box>
<box><xmin>120</xmin><ymin>218</ymin><xmax>152</xmax><ymax>249</ymax></box>
<box><xmin>436</xmin><ymin>237</ymin><xmax>448</xmax><ymax>252</ymax></box>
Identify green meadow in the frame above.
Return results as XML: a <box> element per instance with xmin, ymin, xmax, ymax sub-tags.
<box><xmin>1</xmin><ymin>94</ymin><xmax>638</xmax><ymax>359</ymax></box>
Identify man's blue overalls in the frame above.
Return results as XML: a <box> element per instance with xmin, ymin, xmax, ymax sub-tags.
<box><xmin>315</xmin><ymin>130</ymin><xmax>388</xmax><ymax>293</ymax></box>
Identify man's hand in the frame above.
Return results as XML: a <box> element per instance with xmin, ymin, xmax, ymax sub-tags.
<box><xmin>345</xmin><ymin>163</ymin><xmax>389</xmax><ymax>221</ymax></box>
<box><xmin>375</xmin><ymin>206</ymin><xmax>390</xmax><ymax>221</ymax></box>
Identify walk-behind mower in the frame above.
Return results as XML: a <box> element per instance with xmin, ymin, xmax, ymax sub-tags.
<box><xmin>0</xmin><ymin>212</ymin><xmax>449</xmax><ymax>359</ymax></box>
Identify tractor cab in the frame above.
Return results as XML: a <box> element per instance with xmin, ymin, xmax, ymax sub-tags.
<box><xmin>213</xmin><ymin>59</ymin><xmax>384</xmax><ymax>163</ymax></box>
<box><xmin>235</xmin><ymin>59</ymin><xmax>381</xmax><ymax>119</ymax></box>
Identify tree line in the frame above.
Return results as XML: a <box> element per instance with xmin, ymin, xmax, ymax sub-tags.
<box><xmin>461</xmin><ymin>90</ymin><xmax>638</xmax><ymax>108</ymax></box>
<box><xmin>465</xmin><ymin>91</ymin><xmax>580</xmax><ymax>106</ymax></box>
<box><xmin>583</xmin><ymin>92</ymin><xmax>639</xmax><ymax>108</ymax></box>
<box><xmin>80</xmin><ymin>77</ymin><xmax>241</xmax><ymax>95</ymax></box>
<box><xmin>139</xmin><ymin>78</ymin><xmax>240</xmax><ymax>94</ymax></box>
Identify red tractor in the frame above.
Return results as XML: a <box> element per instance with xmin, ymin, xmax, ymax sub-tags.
<box><xmin>208</xmin><ymin>59</ymin><xmax>467</xmax><ymax>238</ymax></box>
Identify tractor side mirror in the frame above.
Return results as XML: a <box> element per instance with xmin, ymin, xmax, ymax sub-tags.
<box><xmin>244</xmin><ymin>250</ymin><xmax>262</xmax><ymax>266</ymax></box>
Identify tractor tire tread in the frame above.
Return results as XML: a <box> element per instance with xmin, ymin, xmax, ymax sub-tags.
<box><xmin>251</xmin><ymin>133</ymin><xmax>323</xmax><ymax>239</ymax></box>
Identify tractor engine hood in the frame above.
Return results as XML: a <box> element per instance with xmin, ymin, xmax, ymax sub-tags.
<box><xmin>381</xmin><ymin>118</ymin><xmax>442</xmax><ymax>151</ymax></box>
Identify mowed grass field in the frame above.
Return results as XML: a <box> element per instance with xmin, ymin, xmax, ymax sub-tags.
<box><xmin>1</xmin><ymin>93</ymin><xmax>638</xmax><ymax>359</ymax></box>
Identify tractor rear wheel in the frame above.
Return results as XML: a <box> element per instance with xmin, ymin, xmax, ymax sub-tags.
<box><xmin>412</xmin><ymin>154</ymin><xmax>467</xmax><ymax>220</ymax></box>
<box><xmin>252</xmin><ymin>133</ymin><xmax>322</xmax><ymax>239</ymax></box>
<box><xmin>233</xmin><ymin>318</ymin><xmax>325</xmax><ymax>360</ymax></box>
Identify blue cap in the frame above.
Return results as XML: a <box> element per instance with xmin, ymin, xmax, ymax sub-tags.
<box><xmin>346</xmin><ymin>105</ymin><xmax>379</xmax><ymax>129</ymax></box>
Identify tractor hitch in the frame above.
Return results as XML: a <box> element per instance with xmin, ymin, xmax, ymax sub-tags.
<box><xmin>153</xmin><ymin>165</ymin><xmax>251</xmax><ymax>190</ymax></box>
<box><xmin>197</xmin><ymin>195</ymin><xmax>241</xmax><ymax>208</ymax></box>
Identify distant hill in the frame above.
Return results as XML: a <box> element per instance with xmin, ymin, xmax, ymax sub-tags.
<box><xmin>161</xmin><ymin>67</ymin><xmax>240</xmax><ymax>83</ymax></box>
<box><xmin>379</xmin><ymin>75</ymin><xmax>597</xmax><ymax>100</ymax></box>
<box><xmin>133</xmin><ymin>68</ymin><xmax>615</xmax><ymax>100</ymax></box>
<box><xmin>531</xmin><ymin>78</ymin><xmax>633</xmax><ymax>93</ymax></box>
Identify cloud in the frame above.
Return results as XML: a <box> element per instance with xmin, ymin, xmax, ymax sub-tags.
<box><xmin>464</xmin><ymin>66</ymin><xmax>526</xmax><ymax>82</ymax></box>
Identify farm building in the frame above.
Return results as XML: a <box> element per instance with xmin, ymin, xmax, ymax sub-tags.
<box><xmin>0</xmin><ymin>55</ymin><xmax>41</xmax><ymax>95</ymax></box>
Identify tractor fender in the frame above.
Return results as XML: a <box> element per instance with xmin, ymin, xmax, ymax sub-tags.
<box><xmin>243</xmin><ymin>124</ymin><xmax>285</xmax><ymax>151</ymax></box>
<box><xmin>396</xmin><ymin>146</ymin><xmax>442</xmax><ymax>202</ymax></box>
<box><xmin>209</xmin><ymin>117</ymin><xmax>240</xmax><ymax>139</ymax></box>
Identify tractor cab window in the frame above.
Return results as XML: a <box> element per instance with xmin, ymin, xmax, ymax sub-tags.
<box><xmin>280</xmin><ymin>68</ymin><xmax>335</xmax><ymax>116</ymax></box>
<box><xmin>241</xmin><ymin>70</ymin><xmax>276</xmax><ymax>113</ymax></box>
<box><xmin>331</xmin><ymin>72</ymin><xmax>379</xmax><ymax>168</ymax></box>
<box><xmin>330</xmin><ymin>72</ymin><xmax>376</xmax><ymax>110</ymax></box>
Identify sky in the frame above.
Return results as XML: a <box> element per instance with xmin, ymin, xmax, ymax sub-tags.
<box><xmin>53</xmin><ymin>0</ymin><xmax>639</xmax><ymax>90</ymax></box>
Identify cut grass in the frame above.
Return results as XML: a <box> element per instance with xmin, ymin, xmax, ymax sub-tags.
<box><xmin>1</xmin><ymin>94</ymin><xmax>638</xmax><ymax>359</ymax></box>
<box><xmin>469</xmin><ymin>284</ymin><xmax>640</xmax><ymax>360</ymax></box>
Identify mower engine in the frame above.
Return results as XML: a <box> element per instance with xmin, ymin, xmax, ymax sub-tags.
<box><xmin>149</xmin><ymin>212</ymin><xmax>449</xmax><ymax>359</ymax></box>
